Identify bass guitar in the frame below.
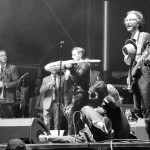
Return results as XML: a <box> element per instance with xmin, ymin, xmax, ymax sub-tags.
<box><xmin>132</xmin><ymin>51</ymin><xmax>149</xmax><ymax>76</ymax></box>
<box><xmin>126</xmin><ymin>51</ymin><xmax>149</xmax><ymax>92</ymax></box>
<box><xmin>125</xmin><ymin>51</ymin><xmax>149</xmax><ymax>92</ymax></box>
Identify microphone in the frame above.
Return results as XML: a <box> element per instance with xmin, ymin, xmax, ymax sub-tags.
<box><xmin>21</xmin><ymin>72</ymin><xmax>29</xmax><ymax>79</ymax></box>
<box><xmin>60</xmin><ymin>41</ymin><xmax>64</xmax><ymax>48</ymax></box>
<box><xmin>60</xmin><ymin>41</ymin><xmax>64</xmax><ymax>45</ymax></box>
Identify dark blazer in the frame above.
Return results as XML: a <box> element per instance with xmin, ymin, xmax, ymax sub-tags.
<box><xmin>133</xmin><ymin>32</ymin><xmax>150</xmax><ymax>83</ymax></box>
<box><xmin>0</xmin><ymin>64</ymin><xmax>19</xmax><ymax>103</ymax></box>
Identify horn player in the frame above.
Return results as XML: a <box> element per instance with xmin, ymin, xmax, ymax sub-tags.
<box><xmin>0</xmin><ymin>49</ymin><xmax>19</xmax><ymax>107</ymax></box>
<box><xmin>123</xmin><ymin>10</ymin><xmax>150</xmax><ymax>119</ymax></box>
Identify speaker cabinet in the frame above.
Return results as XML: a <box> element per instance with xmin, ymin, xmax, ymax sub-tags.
<box><xmin>135</xmin><ymin>118</ymin><xmax>149</xmax><ymax>140</ymax></box>
<box><xmin>0</xmin><ymin>118</ymin><xmax>50</xmax><ymax>144</ymax></box>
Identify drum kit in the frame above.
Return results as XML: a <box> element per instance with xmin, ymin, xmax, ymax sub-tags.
<box><xmin>44</xmin><ymin>59</ymin><xmax>101</xmax><ymax>72</ymax></box>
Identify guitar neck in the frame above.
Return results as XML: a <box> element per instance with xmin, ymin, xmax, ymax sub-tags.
<box><xmin>45</xmin><ymin>59</ymin><xmax>101</xmax><ymax>72</ymax></box>
<box><xmin>62</xmin><ymin>59</ymin><xmax>101</xmax><ymax>65</ymax></box>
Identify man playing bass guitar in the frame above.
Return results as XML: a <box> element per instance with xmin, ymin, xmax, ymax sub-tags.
<box><xmin>123</xmin><ymin>10</ymin><xmax>150</xmax><ymax>119</ymax></box>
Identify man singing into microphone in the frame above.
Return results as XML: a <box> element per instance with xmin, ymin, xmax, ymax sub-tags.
<box><xmin>0</xmin><ymin>49</ymin><xmax>19</xmax><ymax>117</ymax></box>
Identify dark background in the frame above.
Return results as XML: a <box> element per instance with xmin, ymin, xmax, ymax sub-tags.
<box><xmin>0</xmin><ymin>0</ymin><xmax>150</xmax><ymax>85</ymax></box>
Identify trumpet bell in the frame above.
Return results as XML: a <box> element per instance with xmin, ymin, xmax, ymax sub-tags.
<box><xmin>122</xmin><ymin>39</ymin><xmax>137</xmax><ymax>60</ymax></box>
<box><xmin>89</xmin><ymin>91</ymin><xmax>98</xmax><ymax>100</ymax></box>
<box><xmin>0</xmin><ymin>87</ymin><xmax>6</xmax><ymax>100</ymax></box>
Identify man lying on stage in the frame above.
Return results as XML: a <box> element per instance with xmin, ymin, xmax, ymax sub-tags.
<box><xmin>80</xmin><ymin>84</ymin><xmax>130</xmax><ymax>142</ymax></box>
<box><xmin>38</xmin><ymin>84</ymin><xmax>131</xmax><ymax>143</ymax></box>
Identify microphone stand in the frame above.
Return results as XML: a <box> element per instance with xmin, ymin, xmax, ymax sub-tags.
<box><xmin>20</xmin><ymin>77</ymin><xmax>25</xmax><ymax>114</ymax></box>
<box><xmin>58</xmin><ymin>41</ymin><xmax>64</xmax><ymax>135</ymax></box>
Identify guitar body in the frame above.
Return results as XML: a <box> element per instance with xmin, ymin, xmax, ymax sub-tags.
<box><xmin>127</xmin><ymin>51</ymin><xmax>149</xmax><ymax>92</ymax></box>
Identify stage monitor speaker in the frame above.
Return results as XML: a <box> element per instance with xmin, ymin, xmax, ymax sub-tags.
<box><xmin>135</xmin><ymin>118</ymin><xmax>149</xmax><ymax>140</ymax></box>
<box><xmin>0</xmin><ymin>118</ymin><xmax>50</xmax><ymax>144</ymax></box>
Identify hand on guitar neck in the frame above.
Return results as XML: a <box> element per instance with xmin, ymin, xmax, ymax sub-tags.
<box><xmin>132</xmin><ymin>51</ymin><xmax>149</xmax><ymax>76</ymax></box>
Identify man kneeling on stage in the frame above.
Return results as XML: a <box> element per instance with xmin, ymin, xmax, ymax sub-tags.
<box><xmin>80</xmin><ymin>84</ymin><xmax>130</xmax><ymax>142</ymax></box>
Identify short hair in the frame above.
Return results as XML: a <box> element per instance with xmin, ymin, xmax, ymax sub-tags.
<box><xmin>0</xmin><ymin>49</ymin><xmax>7</xmax><ymax>54</ymax></box>
<box><xmin>124</xmin><ymin>10</ymin><xmax>145</xmax><ymax>30</ymax></box>
<box><xmin>72</xmin><ymin>47</ymin><xmax>86</xmax><ymax>58</ymax></box>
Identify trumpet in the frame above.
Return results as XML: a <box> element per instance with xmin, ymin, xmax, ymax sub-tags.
<box><xmin>0</xmin><ymin>66</ymin><xmax>6</xmax><ymax>100</ymax></box>
<box><xmin>89</xmin><ymin>91</ymin><xmax>98</xmax><ymax>100</ymax></box>
<box><xmin>0</xmin><ymin>82</ymin><xmax>5</xmax><ymax>99</ymax></box>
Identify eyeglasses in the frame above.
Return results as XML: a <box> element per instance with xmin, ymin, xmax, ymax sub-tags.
<box><xmin>124</xmin><ymin>19</ymin><xmax>138</xmax><ymax>22</ymax></box>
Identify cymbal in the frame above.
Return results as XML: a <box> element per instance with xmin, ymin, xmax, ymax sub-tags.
<box><xmin>44</xmin><ymin>59</ymin><xmax>101</xmax><ymax>72</ymax></box>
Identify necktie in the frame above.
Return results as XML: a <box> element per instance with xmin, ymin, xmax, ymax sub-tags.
<box><xmin>52</xmin><ymin>75</ymin><xmax>57</xmax><ymax>101</ymax></box>
<box><xmin>0</xmin><ymin>65</ymin><xmax>4</xmax><ymax>74</ymax></box>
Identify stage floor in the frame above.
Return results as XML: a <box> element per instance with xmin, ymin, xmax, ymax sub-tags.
<box><xmin>29</xmin><ymin>141</ymin><xmax>150</xmax><ymax>149</ymax></box>
<box><xmin>1</xmin><ymin>139</ymin><xmax>150</xmax><ymax>150</ymax></box>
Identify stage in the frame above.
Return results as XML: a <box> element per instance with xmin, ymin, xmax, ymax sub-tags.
<box><xmin>0</xmin><ymin>118</ymin><xmax>149</xmax><ymax>150</ymax></box>
<box><xmin>0</xmin><ymin>140</ymin><xmax>150</xmax><ymax>150</ymax></box>
<box><xmin>29</xmin><ymin>141</ymin><xmax>150</xmax><ymax>149</ymax></box>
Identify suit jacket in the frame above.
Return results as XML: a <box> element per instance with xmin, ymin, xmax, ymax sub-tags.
<box><xmin>40</xmin><ymin>74</ymin><xmax>65</xmax><ymax>110</ymax></box>
<box><xmin>0</xmin><ymin>64</ymin><xmax>19</xmax><ymax>103</ymax></box>
<box><xmin>69</xmin><ymin>62</ymin><xmax>90</xmax><ymax>94</ymax></box>
<box><xmin>133</xmin><ymin>32</ymin><xmax>150</xmax><ymax>82</ymax></box>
